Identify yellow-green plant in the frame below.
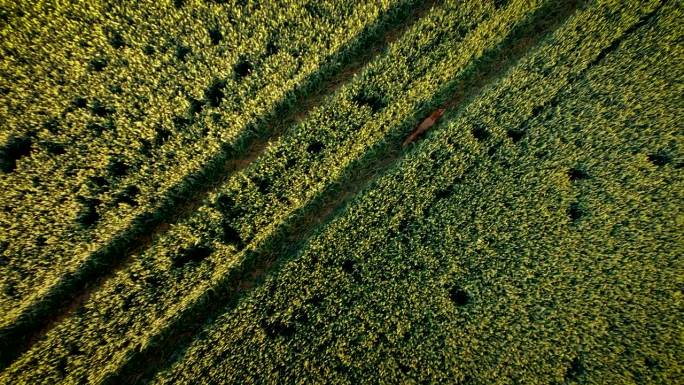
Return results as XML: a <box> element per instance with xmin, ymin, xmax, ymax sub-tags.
<box><xmin>0</xmin><ymin>0</ymin><xmax>558</xmax><ymax>382</ymax></box>
<box><xmin>151</xmin><ymin>1</ymin><xmax>682</xmax><ymax>384</ymax></box>
<box><xmin>0</xmin><ymin>0</ymin><xmax>413</xmax><ymax>344</ymax></box>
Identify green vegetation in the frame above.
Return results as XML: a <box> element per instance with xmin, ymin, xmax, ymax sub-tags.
<box><xmin>151</xmin><ymin>1</ymin><xmax>682</xmax><ymax>384</ymax></box>
<box><xmin>1</xmin><ymin>0</ymin><xmax>681</xmax><ymax>384</ymax></box>
<box><xmin>0</xmin><ymin>0</ymin><xmax>412</xmax><ymax>342</ymax></box>
<box><xmin>1</xmin><ymin>1</ymin><xmax>552</xmax><ymax>382</ymax></box>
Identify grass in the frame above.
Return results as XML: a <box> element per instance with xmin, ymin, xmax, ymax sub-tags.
<box><xmin>151</xmin><ymin>1</ymin><xmax>682</xmax><ymax>384</ymax></box>
<box><xmin>0</xmin><ymin>0</ymin><xmax>681</xmax><ymax>384</ymax></box>
<box><xmin>0</xmin><ymin>0</ymin><xmax>424</xmax><ymax>368</ymax></box>
<box><xmin>0</xmin><ymin>0</ymin><xmax>410</xmax><ymax>333</ymax></box>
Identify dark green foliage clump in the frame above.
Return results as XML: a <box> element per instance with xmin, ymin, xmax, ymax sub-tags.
<box><xmin>113</xmin><ymin>185</ymin><xmax>140</xmax><ymax>207</ymax></box>
<box><xmin>143</xmin><ymin>45</ymin><xmax>156</xmax><ymax>55</ymax></box>
<box><xmin>42</xmin><ymin>118</ymin><xmax>60</xmax><ymax>134</ymax></box>
<box><xmin>568</xmin><ymin>166</ymin><xmax>590</xmax><ymax>181</ymax></box>
<box><xmin>220</xmin><ymin>224</ymin><xmax>243</xmax><ymax>249</ymax></box>
<box><xmin>87</xmin><ymin>176</ymin><xmax>109</xmax><ymax>193</ymax></box>
<box><xmin>0</xmin><ymin>136</ymin><xmax>32</xmax><ymax>173</ymax></box>
<box><xmin>647</xmin><ymin>151</ymin><xmax>671</xmax><ymax>166</ymax></box>
<box><xmin>565</xmin><ymin>357</ymin><xmax>584</xmax><ymax>381</ymax></box>
<box><xmin>187</xmin><ymin>98</ymin><xmax>204</xmax><ymax>116</ymax></box>
<box><xmin>72</xmin><ymin>97</ymin><xmax>88</xmax><ymax>109</ymax></box>
<box><xmin>171</xmin><ymin>245</ymin><xmax>213</xmax><ymax>267</ymax></box>
<box><xmin>352</xmin><ymin>88</ymin><xmax>387</xmax><ymax>112</ymax></box>
<box><xmin>506</xmin><ymin>128</ymin><xmax>525</xmax><ymax>142</ymax></box>
<box><xmin>493</xmin><ymin>0</ymin><xmax>509</xmax><ymax>9</ymax></box>
<box><xmin>306</xmin><ymin>141</ymin><xmax>324</xmax><ymax>154</ymax></box>
<box><xmin>216</xmin><ymin>194</ymin><xmax>245</xmax><ymax>248</ymax></box>
<box><xmin>107</xmin><ymin>158</ymin><xmax>130</xmax><ymax>177</ymax></box>
<box><xmin>43</xmin><ymin>142</ymin><xmax>66</xmax><ymax>156</ymax></box>
<box><xmin>260</xmin><ymin>318</ymin><xmax>295</xmax><ymax>338</ymax></box>
<box><xmin>90</xmin><ymin>100</ymin><xmax>115</xmax><ymax>117</ymax></box>
<box><xmin>89</xmin><ymin>57</ymin><xmax>108</xmax><ymax>72</ymax></box>
<box><xmin>203</xmin><ymin>79</ymin><xmax>226</xmax><ymax>107</ymax></box>
<box><xmin>109</xmin><ymin>31</ymin><xmax>126</xmax><ymax>49</ymax></box>
<box><xmin>175</xmin><ymin>45</ymin><xmax>191</xmax><ymax>62</ymax></box>
<box><xmin>252</xmin><ymin>176</ymin><xmax>270</xmax><ymax>194</ymax></box>
<box><xmin>215</xmin><ymin>194</ymin><xmax>238</xmax><ymax>217</ymax></box>
<box><xmin>207</xmin><ymin>26</ymin><xmax>222</xmax><ymax>45</ymax></box>
<box><xmin>86</xmin><ymin>120</ymin><xmax>113</xmax><ymax>136</ymax></box>
<box><xmin>471</xmin><ymin>122</ymin><xmax>490</xmax><ymax>141</ymax></box>
<box><xmin>265</xmin><ymin>39</ymin><xmax>280</xmax><ymax>56</ymax></box>
<box><xmin>76</xmin><ymin>198</ymin><xmax>101</xmax><ymax>227</ymax></box>
<box><xmin>448</xmin><ymin>286</ymin><xmax>470</xmax><ymax>306</ymax></box>
<box><xmin>567</xmin><ymin>202</ymin><xmax>585</xmax><ymax>221</ymax></box>
<box><xmin>233</xmin><ymin>58</ymin><xmax>253</xmax><ymax>78</ymax></box>
<box><xmin>154</xmin><ymin>127</ymin><xmax>173</xmax><ymax>145</ymax></box>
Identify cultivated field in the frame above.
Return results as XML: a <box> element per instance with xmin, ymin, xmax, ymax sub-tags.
<box><xmin>0</xmin><ymin>0</ymin><xmax>681</xmax><ymax>384</ymax></box>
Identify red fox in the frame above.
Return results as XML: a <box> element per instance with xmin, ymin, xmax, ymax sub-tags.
<box><xmin>402</xmin><ymin>108</ymin><xmax>446</xmax><ymax>147</ymax></box>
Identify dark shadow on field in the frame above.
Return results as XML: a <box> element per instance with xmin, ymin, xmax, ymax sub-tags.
<box><xmin>106</xmin><ymin>1</ymin><xmax>585</xmax><ymax>383</ymax></box>
<box><xmin>0</xmin><ymin>0</ymin><xmax>440</xmax><ymax>370</ymax></box>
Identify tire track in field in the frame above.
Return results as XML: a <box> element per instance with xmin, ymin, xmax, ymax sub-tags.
<box><xmin>106</xmin><ymin>1</ymin><xmax>585</xmax><ymax>383</ymax></box>
<box><xmin>0</xmin><ymin>0</ymin><xmax>440</xmax><ymax>371</ymax></box>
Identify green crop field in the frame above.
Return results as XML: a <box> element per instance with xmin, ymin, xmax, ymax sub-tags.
<box><xmin>0</xmin><ymin>0</ymin><xmax>681</xmax><ymax>384</ymax></box>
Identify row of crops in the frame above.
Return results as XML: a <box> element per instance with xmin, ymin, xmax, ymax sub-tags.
<box><xmin>1</xmin><ymin>0</ymin><xmax>681</xmax><ymax>383</ymax></box>
<box><xmin>0</xmin><ymin>0</ymin><xmax>419</xmax><ymax>346</ymax></box>
<box><xmin>152</xmin><ymin>1</ymin><xmax>681</xmax><ymax>383</ymax></box>
<box><xmin>2</xmin><ymin>0</ymin><xmax>549</xmax><ymax>382</ymax></box>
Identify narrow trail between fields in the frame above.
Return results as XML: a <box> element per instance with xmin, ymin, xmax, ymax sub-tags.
<box><xmin>107</xmin><ymin>2</ymin><xmax>586</xmax><ymax>383</ymax></box>
<box><xmin>0</xmin><ymin>1</ymin><xmax>440</xmax><ymax>371</ymax></box>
